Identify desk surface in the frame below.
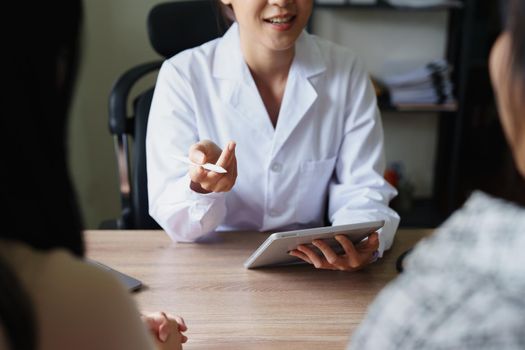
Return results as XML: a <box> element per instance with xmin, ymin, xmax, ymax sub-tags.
<box><xmin>86</xmin><ymin>229</ymin><xmax>432</xmax><ymax>350</ymax></box>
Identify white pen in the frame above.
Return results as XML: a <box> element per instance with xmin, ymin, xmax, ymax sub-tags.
<box><xmin>171</xmin><ymin>154</ymin><xmax>227</xmax><ymax>174</ymax></box>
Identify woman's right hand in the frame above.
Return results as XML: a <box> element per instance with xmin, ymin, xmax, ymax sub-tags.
<box><xmin>188</xmin><ymin>140</ymin><xmax>237</xmax><ymax>194</ymax></box>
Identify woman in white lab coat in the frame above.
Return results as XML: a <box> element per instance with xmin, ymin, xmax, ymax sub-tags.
<box><xmin>146</xmin><ymin>0</ymin><xmax>400</xmax><ymax>271</ymax></box>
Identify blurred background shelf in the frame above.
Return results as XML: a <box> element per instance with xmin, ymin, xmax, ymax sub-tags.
<box><xmin>314</xmin><ymin>0</ymin><xmax>463</xmax><ymax>11</ymax></box>
<box><xmin>395</xmin><ymin>198</ymin><xmax>446</xmax><ymax>228</ymax></box>
<box><xmin>379</xmin><ymin>101</ymin><xmax>458</xmax><ymax>113</ymax></box>
<box><xmin>311</xmin><ymin>0</ymin><xmax>525</xmax><ymax>228</ymax></box>
<box><xmin>311</xmin><ymin>0</ymin><xmax>474</xmax><ymax>228</ymax></box>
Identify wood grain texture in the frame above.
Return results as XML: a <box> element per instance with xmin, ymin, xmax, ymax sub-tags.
<box><xmin>86</xmin><ymin>229</ymin><xmax>432</xmax><ymax>350</ymax></box>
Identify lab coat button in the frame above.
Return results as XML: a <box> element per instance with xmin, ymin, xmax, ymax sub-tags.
<box><xmin>271</xmin><ymin>163</ymin><xmax>282</xmax><ymax>172</ymax></box>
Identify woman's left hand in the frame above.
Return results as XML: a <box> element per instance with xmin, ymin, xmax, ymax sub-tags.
<box><xmin>289</xmin><ymin>232</ymin><xmax>380</xmax><ymax>271</ymax></box>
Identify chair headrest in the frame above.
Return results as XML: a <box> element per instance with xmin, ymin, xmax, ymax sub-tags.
<box><xmin>147</xmin><ymin>1</ymin><xmax>224</xmax><ymax>59</ymax></box>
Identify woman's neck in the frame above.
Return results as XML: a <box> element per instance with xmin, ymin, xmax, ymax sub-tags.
<box><xmin>238</xmin><ymin>31</ymin><xmax>298</xmax><ymax>127</ymax></box>
<box><xmin>240</xmin><ymin>37</ymin><xmax>295</xmax><ymax>83</ymax></box>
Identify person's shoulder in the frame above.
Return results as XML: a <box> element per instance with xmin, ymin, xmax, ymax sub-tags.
<box><xmin>40</xmin><ymin>249</ymin><xmax>129</xmax><ymax>301</ymax></box>
<box><xmin>0</xmin><ymin>326</ymin><xmax>8</xmax><ymax>350</ymax></box>
<box><xmin>404</xmin><ymin>191</ymin><xmax>525</xmax><ymax>278</ymax></box>
<box><xmin>0</xmin><ymin>241</ymin><xmax>119</xmax><ymax>296</ymax></box>
<box><xmin>416</xmin><ymin>190</ymin><xmax>525</xmax><ymax>245</ymax></box>
<box><xmin>304</xmin><ymin>33</ymin><xmax>369</xmax><ymax>85</ymax></box>
<box><xmin>309</xmin><ymin>34</ymin><xmax>355</xmax><ymax>55</ymax></box>
<box><xmin>163</xmin><ymin>36</ymin><xmax>222</xmax><ymax>75</ymax></box>
<box><xmin>307</xmin><ymin>33</ymin><xmax>361</xmax><ymax>68</ymax></box>
<box><xmin>349</xmin><ymin>192</ymin><xmax>525</xmax><ymax>350</ymax></box>
<box><xmin>0</xmin><ymin>243</ymin><xmax>141</xmax><ymax>337</ymax></box>
<box><xmin>35</xmin><ymin>250</ymin><xmax>151</xmax><ymax>348</ymax></box>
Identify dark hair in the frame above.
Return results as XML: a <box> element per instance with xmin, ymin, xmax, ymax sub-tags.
<box><xmin>215</xmin><ymin>1</ymin><xmax>235</xmax><ymax>32</ymax></box>
<box><xmin>504</xmin><ymin>0</ymin><xmax>525</xmax><ymax>86</ymax></box>
<box><xmin>1</xmin><ymin>1</ymin><xmax>84</xmax><ymax>257</ymax></box>
<box><xmin>0</xmin><ymin>256</ymin><xmax>36</xmax><ymax>350</ymax></box>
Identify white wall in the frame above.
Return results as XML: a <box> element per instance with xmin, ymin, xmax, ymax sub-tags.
<box><xmin>70</xmin><ymin>2</ymin><xmax>448</xmax><ymax>228</ymax></box>
<box><xmin>69</xmin><ymin>0</ymin><xmax>168</xmax><ymax>228</ymax></box>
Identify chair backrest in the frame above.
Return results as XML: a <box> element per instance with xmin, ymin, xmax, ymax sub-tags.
<box><xmin>131</xmin><ymin>88</ymin><xmax>158</xmax><ymax>229</ymax></box>
<box><xmin>108</xmin><ymin>0</ymin><xmax>223</xmax><ymax>229</ymax></box>
<box><xmin>148</xmin><ymin>1</ymin><xmax>228</xmax><ymax>59</ymax></box>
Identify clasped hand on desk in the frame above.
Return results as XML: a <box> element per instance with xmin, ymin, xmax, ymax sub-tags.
<box><xmin>141</xmin><ymin>312</ymin><xmax>188</xmax><ymax>350</ymax></box>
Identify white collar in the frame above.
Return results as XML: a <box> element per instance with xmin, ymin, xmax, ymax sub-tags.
<box><xmin>212</xmin><ymin>22</ymin><xmax>326</xmax><ymax>83</ymax></box>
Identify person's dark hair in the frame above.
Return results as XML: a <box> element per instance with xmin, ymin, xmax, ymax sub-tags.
<box><xmin>215</xmin><ymin>1</ymin><xmax>235</xmax><ymax>32</ymax></box>
<box><xmin>505</xmin><ymin>0</ymin><xmax>525</xmax><ymax>87</ymax></box>
<box><xmin>0</xmin><ymin>256</ymin><xmax>36</xmax><ymax>350</ymax></box>
<box><xmin>1</xmin><ymin>1</ymin><xmax>84</xmax><ymax>257</ymax></box>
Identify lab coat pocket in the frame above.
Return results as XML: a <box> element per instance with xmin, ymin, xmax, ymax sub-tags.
<box><xmin>296</xmin><ymin>156</ymin><xmax>337</xmax><ymax>224</ymax></box>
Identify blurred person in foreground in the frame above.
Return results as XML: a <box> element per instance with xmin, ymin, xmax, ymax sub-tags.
<box><xmin>348</xmin><ymin>0</ymin><xmax>525</xmax><ymax>348</ymax></box>
<box><xmin>0</xmin><ymin>2</ymin><xmax>187</xmax><ymax>349</ymax></box>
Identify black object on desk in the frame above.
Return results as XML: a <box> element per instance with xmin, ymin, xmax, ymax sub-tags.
<box><xmin>86</xmin><ymin>259</ymin><xmax>143</xmax><ymax>292</ymax></box>
<box><xmin>396</xmin><ymin>248</ymin><xmax>413</xmax><ymax>273</ymax></box>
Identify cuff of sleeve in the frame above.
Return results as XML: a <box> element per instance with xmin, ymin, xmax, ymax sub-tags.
<box><xmin>332</xmin><ymin>212</ymin><xmax>399</xmax><ymax>259</ymax></box>
<box><xmin>183</xmin><ymin>174</ymin><xmax>226</xmax><ymax>201</ymax></box>
<box><xmin>182</xmin><ymin>174</ymin><xmax>227</xmax><ymax>233</ymax></box>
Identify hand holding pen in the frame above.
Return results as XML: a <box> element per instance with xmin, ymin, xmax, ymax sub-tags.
<box><xmin>181</xmin><ymin>140</ymin><xmax>237</xmax><ymax>194</ymax></box>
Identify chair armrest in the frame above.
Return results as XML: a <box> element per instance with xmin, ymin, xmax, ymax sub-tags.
<box><xmin>108</xmin><ymin>60</ymin><xmax>163</xmax><ymax>135</ymax></box>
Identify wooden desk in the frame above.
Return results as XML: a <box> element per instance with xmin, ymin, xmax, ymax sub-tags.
<box><xmin>86</xmin><ymin>229</ymin><xmax>432</xmax><ymax>350</ymax></box>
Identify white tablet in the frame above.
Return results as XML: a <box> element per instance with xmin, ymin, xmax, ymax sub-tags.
<box><xmin>244</xmin><ymin>220</ymin><xmax>384</xmax><ymax>269</ymax></box>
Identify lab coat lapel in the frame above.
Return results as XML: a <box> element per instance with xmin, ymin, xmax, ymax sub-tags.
<box><xmin>272</xmin><ymin>32</ymin><xmax>326</xmax><ymax>157</ymax></box>
<box><xmin>213</xmin><ymin>23</ymin><xmax>275</xmax><ymax>140</ymax></box>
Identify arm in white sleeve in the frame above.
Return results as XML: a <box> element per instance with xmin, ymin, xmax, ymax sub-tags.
<box><xmin>329</xmin><ymin>59</ymin><xmax>400</xmax><ymax>256</ymax></box>
<box><xmin>146</xmin><ymin>60</ymin><xmax>226</xmax><ymax>242</ymax></box>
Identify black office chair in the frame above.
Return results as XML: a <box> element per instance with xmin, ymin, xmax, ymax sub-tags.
<box><xmin>103</xmin><ymin>1</ymin><xmax>224</xmax><ymax>229</ymax></box>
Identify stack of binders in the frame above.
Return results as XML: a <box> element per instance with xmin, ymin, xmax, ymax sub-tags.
<box><xmin>385</xmin><ymin>0</ymin><xmax>462</xmax><ymax>8</ymax></box>
<box><xmin>315</xmin><ymin>0</ymin><xmax>378</xmax><ymax>4</ymax></box>
<box><xmin>378</xmin><ymin>59</ymin><xmax>455</xmax><ymax>109</ymax></box>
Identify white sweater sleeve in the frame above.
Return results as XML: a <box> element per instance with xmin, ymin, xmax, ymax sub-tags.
<box><xmin>329</xmin><ymin>59</ymin><xmax>400</xmax><ymax>256</ymax></box>
<box><xmin>146</xmin><ymin>60</ymin><xmax>227</xmax><ymax>242</ymax></box>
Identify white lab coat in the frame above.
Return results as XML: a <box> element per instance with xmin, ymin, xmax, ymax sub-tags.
<box><xmin>146</xmin><ymin>23</ymin><xmax>400</xmax><ymax>255</ymax></box>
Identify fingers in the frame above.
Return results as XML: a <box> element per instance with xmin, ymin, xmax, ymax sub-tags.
<box><xmin>189</xmin><ymin>140</ymin><xmax>234</xmax><ymax>166</ymax></box>
<box><xmin>141</xmin><ymin>311</ymin><xmax>188</xmax><ymax>345</ymax></box>
<box><xmin>162</xmin><ymin>313</ymin><xmax>188</xmax><ymax>344</ymax></box>
<box><xmin>368</xmin><ymin>232</ymin><xmax>380</xmax><ymax>249</ymax></box>
<box><xmin>216</xmin><ymin>141</ymin><xmax>236</xmax><ymax>169</ymax></box>
<box><xmin>311</xmin><ymin>239</ymin><xmax>341</xmax><ymax>267</ymax></box>
<box><xmin>296</xmin><ymin>245</ymin><xmax>325</xmax><ymax>269</ymax></box>
<box><xmin>158</xmin><ymin>319</ymin><xmax>170</xmax><ymax>342</ymax></box>
<box><xmin>214</xmin><ymin>171</ymin><xmax>236</xmax><ymax>192</ymax></box>
<box><xmin>190</xmin><ymin>165</ymin><xmax>207</xmax><ymax>183</ymax></box>
<box><xmin>175</xmin><ymin>315</ymin><xmax>188</xmax><ymax>343</ymax></box>
<box><xmin>368</xmin><ymin>250</ymin><xmax>380</xmax><ymax>264</ymax></box>
<box><xmin>188</xmin><ymin>142</ymin><xmax>208</xmax><ymax>165</ymax></box>
<box><xmin>188</xmin><ymin>140</ymin><xmax>237</xmax><ymax>193</ymax></box>
<box><xmin>141</xmin><ymin>311</ymin><xmax>165</xmax><ymax>330</ymax></box>
<box><xmin>174</xmin><ymin>315</ymin><xmax>187</xmax><ymax>332</ymax></box>
<box><xmin>355</xmin><ymin>232</ymin><xmax>380</xmax><ymax>254</ymax></box>
<box><xmin>296</xmin><ymin>232</ymin><xmax>382</xmax><ymax>271</ymax></box>
<box><xmin>334</xmin><ymin>235</ymin><xmax>361</xmax><ymax>268</ymax></box>
<box><xmin>288</xmin><ymin>249</ymin><xmax>313</xmax><ymax>264</ymax></box>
